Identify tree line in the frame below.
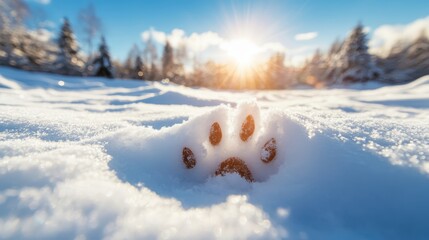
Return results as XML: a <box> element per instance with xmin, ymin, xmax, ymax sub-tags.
<box><xmin>1</xmin><ymin>0</ymin><xmax>428</xmax><ymax>89</ymax></box>
<box><xmin>0</xmin><ymin>1</ymin><xmax>114</xmax><ymax>78</ymax></box>
<box><xmin>299</xmin><ymin>24</ymin><xmax>429</xmax><ymax>87</ymax></box>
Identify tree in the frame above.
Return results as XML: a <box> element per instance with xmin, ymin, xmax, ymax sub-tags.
<box><xmin>143</xmin><ymin>34</ymin><xmax>157</xmax><ymax>64</ymax></box>
<box><xmin>337</xmin><ymin>23</ymin><xmax>381</xmax><ymax>83</ymax></box>
<box><xmin>0</xmin><ymin>0</ymin><xmax>30</xmax><ymax>67</ymax></box>
<box><xmin>404</xmin><ymin>30</ymin><xmax>429</xmax><ymax>79</ymax></box>
<box><xmin>56</xmin><ymin>17</ymin><xmax>83</xmax><ymax>75</ymax></box>
<box><xmin>162</xmin><ymin>40</ymin><xmax>174</xmax><ymax>79</ymax></box>
<box><xmin>324</xmin><ymin>39</ymin><xmax>344</xmax><ymax>84</ymax></box>
<box><xmin>302</xmin><ymin>49</ymin><xmax>328</xmax><ymax>87</ymax></box>
<box><xmin>148</xmin><ymin>62</ymin><xmax>160</xmax><ymax>81</ymax></box>
<box><xmin>172</xmin><ymin>43</ymin><xmax>187</xmax><ymax>84</ymax></box>
<box><xmin>78</xmin><ymin>4</ymin><xmax>102</xmax><ymax>68</ymax></box>
<box><xmin>93</xmin><ymin>36</ymin><xmax>114</xmax><ymax>78</ymax></box>
<box><xmin>21</xmin><ymin>31</ymin><xmax>55</xmax><ymax>71</ymax></box>
<box><xmin>134</xmin><ymin>55</ymin><xmax>146</xmax><ymax>80</ymax></box>
<box><xmin>380</xmin><ymin>30</ymin><xmax>429</xmax><ymax>83</ymax></box>
<box><xmin>0</xmin><ymin>0</ymin><xmax>29</xmax><ymax>30</ymax></box>
<box><xmin>123</xmin><ymin>44</ymin><xmax>148</xmax><ymax>80</ymax></box>
<box><xmin>143</xmin><ymin>34</ymin><xmax>160</xmax><ymax>81</ymax></box>
<box><xmin>265</xmin><ymin>52</ymin><xmax>289</xmax><ymax>89</ymax></box>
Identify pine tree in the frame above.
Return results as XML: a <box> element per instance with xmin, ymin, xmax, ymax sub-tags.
<box><xmin>337</xmin><ymin>23</ymin><xmax>381</xmax><ymax>83</ymax></box>
<box><xmin>56</xmin><ymin>18</ymin><xmax>83</xmax><ymax>75</ymax></box>
<box><xmin>124</xmin><ymin>44</ymin><xmax>147</xmax><ymax>80</ymax></box>
<box><xmin>134</xmin><ymin>55</ymin><xmax>146</xmax><ymax>80</ymax></box>
<box><xmin>162</xmin><ymin>40</ymin><xmax>174</xmax><ymax>79</ymax></box>
<box><xmin>78</xmin><ymin>4</ymin><xmax>102</xmax><ymax>75</ymax></box>
<box><xmin>149</xmin><ymin>62</ymin><xmax>160</xmax><ymax>80</ymax></box>
<box><xmin>378</xmin><ymin>30</ymin><xmax>429</xmax><ymax>83</ymax></box>
<box><xmin>142</xmin><ymin>34</ymin><xmax>160</xmax><ymax>80</ymax></box>
<box><xmin>306</xmin><ymin>49</ymin><xmax>327</xmax><ymax>85</ymax></box>
<box><xmin>404</xmin><ymin>30</ymin><xmax>429</xmax><ymax>79</ymax></box>
<box><xmin>0</xmin><ymin>0</ymin><xmax>29</xmax><ymax>30</ymax></box>
<box><xmin>265</xmin><ymin>52</ymin><xmax>288</xmax><ymax>89</ymax></box>
<box><xmin>122</xmin><ymin>55</ymin><xmax>133</xmax><ymax>79</ymax></box>
<box><xmin>322</xmin><ymin>39</ymin><xmax>345</xmax><ymax>84</ymax></box>
<box><xmin>0</xmin><ymin>0</ymin><xmax>30</xmax><ymax>67</ymax></box>
<box><xmin>93</xmin><ymin>36</ymin><xmax>114</xmax><ymax>78</ymax></box>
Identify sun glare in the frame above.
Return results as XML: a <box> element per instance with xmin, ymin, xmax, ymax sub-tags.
<box><xmin>224</xmin><ymin>38</ymin><xmax>260</xmax><ymax>71</ymax></box>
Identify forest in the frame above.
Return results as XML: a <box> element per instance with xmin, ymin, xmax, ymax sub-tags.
<box><xmin>1</xmin><ymin>0</ymin><xmax>428</xmax><ymax>89</ymax></box>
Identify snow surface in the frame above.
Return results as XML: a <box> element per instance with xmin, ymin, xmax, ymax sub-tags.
<box><xmin>0</xmin><ymin>66</ymin><xmax>428</xmax><ymax>239</ymax></box>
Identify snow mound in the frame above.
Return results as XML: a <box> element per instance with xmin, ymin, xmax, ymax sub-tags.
<box><xmin>0</xmin><ymin>75</ymin><xmax>22</xmax><ymax>90</ymax></box>
<box><xmin>106</xmin><ymin>102</ymin><xmax>289</xmax><ymax>186</ymax></box>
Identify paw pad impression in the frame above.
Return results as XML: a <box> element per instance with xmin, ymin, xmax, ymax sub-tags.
<box><xmin>182</xmin><ymin>147</ymin><xmax>196</xmax><ymax>169</ymax></box>
<box><xmin>240</xmin><ymin>115</ymin><xmax>255</xmax><ymax>142</ymax></box>
<box><xmin>209</xmin><ymin>122</ymin><xmax>222</xmax><ymax>145</ymax></box>
<box><xmin>182</xmin><ymin>110</ymin><xmax>277</xmax><ymax>182</ymax></box>
<box><xmin>214</xmin><ymin>157</ymin><xmax>254</xmax><ymax>182</ymax></box>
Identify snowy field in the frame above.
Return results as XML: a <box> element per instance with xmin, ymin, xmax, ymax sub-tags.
<box><xmin>0</xmin><ymin>66</ymin><xmax>428</xmax><ymax>239</ymax></box>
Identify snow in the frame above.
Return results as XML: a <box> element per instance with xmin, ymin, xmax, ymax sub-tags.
<box><xmin>0</xmin><ymin>66</ymin><xmax>428</xmax><ymax>239</ymax></box>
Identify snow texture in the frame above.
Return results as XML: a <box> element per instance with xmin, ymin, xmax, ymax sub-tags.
<box><xmin>0</xmin><ymin>66</ymin><xmax>428</xmax><ymax>239</ymax></box>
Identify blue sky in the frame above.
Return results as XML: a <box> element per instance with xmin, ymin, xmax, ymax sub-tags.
<box><xmin>28</xmin><ymin>0</ymin><xmax>429</xmax><ymax>63</ymax></box>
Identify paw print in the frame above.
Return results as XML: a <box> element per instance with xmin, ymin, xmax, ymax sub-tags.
<box><xmin>181</xmin><ymin>104</ymin><xmax>280</xmax><ymax>182</ymax></box>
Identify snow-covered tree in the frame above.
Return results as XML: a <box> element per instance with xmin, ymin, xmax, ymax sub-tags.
<box><xmin>323</xmin><ymin>39</ymin><xmax>344</xmax><ymax>83</ymax></box>
<box><xmin>56</xmin><ymin>18</ymin><xmax>83</xmax><ymax>75</ymax></box>
<box><xmin>0</xmin><ymin>0</ymin><xmax>29</xmax><ymax>67</ymax></box>
<box><xmin>142</xmin><ymin>34</ymin><xmax>160</xmax><ymax>81</ymax></box>
<box><xmin>162</xmin><ymin>40</ymin><xmax>174</xmax><ymax>79</ymax></box>
<box><xmin>380</xmin><ymin>30</ymin><xmax>429</xmax><ymax>83</ymax></box>
<box><xmin>92</xmin><ymin>36</ymin><xmax>114</xmax><ymax>78</ymax></box>
<box><xmin>134</xmin><ymin>56</ymin><xmax>146</xmax><ymax>80</ymax></box>
<box><xmin>123</xmin><ymin>44</ymin><xmax>147</xmax><ymax>79</ymax></box>
<box><xmin>21</xmin><ymin>31</ymin><xmax>55</xmax><ymax>70</ymax></box>
<box><xmin>335</xmin><ymin>23</ymin><xmax>381</xmax><ymax>83</ymax></box>
<box><xmin>143</xmin><ymin>35</ymin><xmax>157</xmax><ymax>64</ymax></box>
<box><xmin>302</xmin><ymin>49</ymin><xmax>328</xmax><ymax>87</ymax></box>
<box><xmin>78</xmin><ymin>4</ymin><xmax>102</xmax><ymax>57</ymax></box>
<box><xmin>111</xmin><ymin>59</ymin><xmax>128</xmax><ymax>79</ymax></box>
<box><xmin>148</xmin><ymin>62</ymin><xmax>161</xmax><ymax>81</ymax></box>
<box><xmin>404</xmin><ymin>30</ymin><xmax>429</xmax><ymax>79</ymax></box>
<box><xmin>265</xmin><ymin>52</ymin><xmax>289</xmax><ymax>89</ymax></box>
<box><xmin>171</xmin><ymin>43</ymin><xmax>187</xmax><ymax>84</ymax></box>
<box><xmin>0</xmin><ymin>0</ymin><xmax>29</xmax><ymax>30</ymax></box>
<box><xmin>78</xmin><ymin>4</ymin><xmax>102</xmax><ymax>74</ymax></box>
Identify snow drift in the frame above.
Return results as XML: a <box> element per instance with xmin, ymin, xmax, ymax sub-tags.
<box><xmin>0</xmin><ymin>67</ymin><xmax>428</xmax><ymax>239</ymax></box>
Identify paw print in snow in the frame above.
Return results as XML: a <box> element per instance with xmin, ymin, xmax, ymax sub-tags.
<box><xmin>181</xmin><ymin>103</ymin><xmax>282</xmax><ymax>182</ymax></box>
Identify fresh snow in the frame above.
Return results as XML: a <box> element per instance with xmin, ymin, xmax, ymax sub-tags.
<box><xmin>0</xmin><ymin>66</ymin><xmax>428</xmax><ymax>239</ymax></box>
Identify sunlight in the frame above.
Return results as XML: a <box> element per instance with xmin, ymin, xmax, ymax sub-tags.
<box><xmin>224</xmin><ymin>38</ymin><xmax>260</xmax><ymax>71</ymax></box>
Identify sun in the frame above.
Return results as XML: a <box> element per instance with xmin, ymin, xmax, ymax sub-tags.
<box><xmin>224</xmin><ymin>38</ymin><xmax>260</xmax><ymax>71</ymax></box>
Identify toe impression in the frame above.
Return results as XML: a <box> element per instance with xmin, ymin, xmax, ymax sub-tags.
<box><xmin>261</xmin><ymin>138</ymin><xmax>277</xmax><ymax>163</ymax></box>
<box><xmin>240</xmin><ymin>115</ymin><xmax>255</xmax><ymax>142</ymax></box>
<box><xmin>209</xmin><ymin>122</ymin><xmax>222</xmax><ymax>146</ymax></box>
<box><xmin>182</xmin><ymin>147</ymin><xmax>196</xmax><ymax>169</ymax></box>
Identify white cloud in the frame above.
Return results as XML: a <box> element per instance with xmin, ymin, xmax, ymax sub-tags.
<box><xmin>33</xmin><ymin>0</ymin><xmax>51</xmax><ymax>4</ymax></box>
<box><xmin>260</xmin><ymin>42</ymin><xmax>287</xmax><ymax>52</ymax></box>
<box><xmin>39</xmin><ymin>20</ymin><xmax>55</xmax><ymax>29</ymax></box>
<box><xmin>186</xmin><ymin>31</ymin><xmax>224</xmax><ymax>52</ymax></box>
<box><xmin>142</xmin><ymin>28</ymin><xmax>225</xmax><ymax>52</ymax></box>
<box><xmin>370</xmin><ymin>16</ymin><xmax>429</xmax><ymax>56</ymax></box>
<box><xmin>294</xmin><ymin>32</ymin><xmax>318</xmax><ymax>41</ymax></box>
<box><xmin>141</xmin><ymin>28</ymin><xmax>288</xmax><ymax>63</ymax></box>
<box><xmin>28</xmin><ymin>29</ymin><xmax>53</xmax><ymax>42</ymax></box>
<box><xmin>363</xmin><ymin>26</ymin><xmax>371</xmax><ymax>34</ymax></box>
<box><xmin>142</xmin><ymin>28</ymin><xmax>167</xmax><ymax>44</ymax></box>
<box><xmin>286</xmin><ymin>45</ymin><xmax>318</xmax><ymax>66</ymax></box>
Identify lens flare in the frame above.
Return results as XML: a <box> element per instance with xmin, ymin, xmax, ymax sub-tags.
<box><xmin>224</xmin><ymin>38</ymin><xmax>260</xmax><ymax>72</ymax></box>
